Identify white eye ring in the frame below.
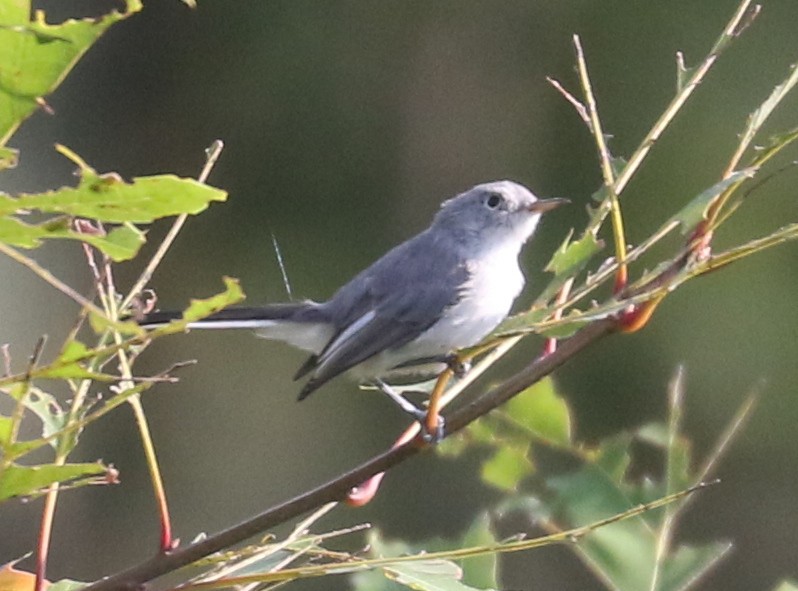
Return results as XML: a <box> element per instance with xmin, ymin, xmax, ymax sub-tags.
<box><xmin>485</xmin><ymin>193</ymin><xmax>502</xmax><ymax>209</ymax></box>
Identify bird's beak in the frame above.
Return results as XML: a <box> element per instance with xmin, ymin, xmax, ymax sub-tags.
<box><xmin>527</xmin><ymin>197</ymin><xmax>570</xmax><ymax>213</ymax></box>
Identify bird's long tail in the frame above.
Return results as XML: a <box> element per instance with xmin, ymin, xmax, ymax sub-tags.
<box><xmin>139</xmin><ymin>303</ymin><xmax>314</xmax><ymax>328</ymax></box>
<box><xmin>139</xmin><ymin>302</ymin><xmax>332</xmax><ymax>354</ymax></box>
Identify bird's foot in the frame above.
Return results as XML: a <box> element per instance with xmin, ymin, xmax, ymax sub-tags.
<box><xmin>444</xmin><ymin>354</ymin><xmax>471</xmax><ymax>378</ymax></box>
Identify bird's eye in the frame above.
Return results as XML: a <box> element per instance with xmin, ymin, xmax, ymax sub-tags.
<box><xmin>485</xmin><ymin>193</ymin><xmax>502</xmax><ymax>209</ymax></box>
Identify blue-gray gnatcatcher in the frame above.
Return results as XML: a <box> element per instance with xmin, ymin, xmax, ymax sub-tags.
<box><xmin>141</xmin><ymin>180</ymin><xmax>567</xmax><ymax>430</ymax></box>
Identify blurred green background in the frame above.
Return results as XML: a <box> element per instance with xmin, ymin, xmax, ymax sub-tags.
<box><xmin>1</xmin><ymin>0</ymin><xmax>798</xmax><ymax>588</ymax></box>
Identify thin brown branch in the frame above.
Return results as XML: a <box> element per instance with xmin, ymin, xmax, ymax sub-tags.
<box><xmin>81</xmin><ymin>318</ymin><xmax>616</xmax><ymax>591</ymax></box>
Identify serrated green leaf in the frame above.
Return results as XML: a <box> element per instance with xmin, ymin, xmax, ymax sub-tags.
<box><xmin>0</xmin><ymin>150</ymin><xmax>225</xmax><ymax>259</ymax></box>
<box><xmin>537</xmin><ymin>311</ymin><xmax>590</xmax><ymax>339</ymax></box>
<box><xmin>544</xmin><ymin>231</ymin><xmax>603</xmax><ymax>277</ymax></box>
<box><xmin>151</xmin><ymin>277</ymin><xmax>246</xmax><ymax>334</ymax></box>
<box><xmin>672</xmin><ymin>169</ymin><xmax>756</xmax><ymax>235</ymax></box>
<box><xmin>0</xmin><ymin>461</ymin><xmax>109</xmax><ymax>502</ymax></box>
<box><xmin>7</xmin><ymin>173</ymin><xmax>227</xmax><ymax>222</ymax></box>
<box><xmin>459</xmin><ymin>513</ymin><xmax>498</xmax><ymax>590</ymax></box>
<box><xmin>491</xmin><ymin>308</ymin><xmax>547</xmax><ymax>337</ymax></box>
<box><xmin>536</xmin><ymin>231</ymin><xmax>603</xmax><ymax>305</ymax></box>
<box><xmin>505</xmin><ymin>377</ymin><xmax>571</xmax><ymax>445</ymax></box>
<box><xmin>480</xmin><ymin>445</ymin><xmax>533</xmax><ymax>492</ymax></box>
<box><xmin>0</xmin><ymin>0</ymin><xmax>142</xmax><ymax>145</ymax></box>
<box><xmin>35</xmin><ymin>340</ymin><xmax>115</xmax><ymax>380</ymax></box>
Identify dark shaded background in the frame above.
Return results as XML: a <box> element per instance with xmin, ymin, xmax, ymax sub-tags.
<box><xmin>1</xmin><ymin>1</ymin><xmax>797</xmax><ymax>589</ymax></box>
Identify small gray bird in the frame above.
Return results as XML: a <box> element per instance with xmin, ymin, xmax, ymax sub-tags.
<box><xmin>141</xmin><ymin>180</ymin><xmax>567</xmax><ymax>426</ymax></box>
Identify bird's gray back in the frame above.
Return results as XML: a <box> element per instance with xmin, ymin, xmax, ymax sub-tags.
<box><xmin>295</xmin><ymin>229</ymin><xmax>470</xmax><ymax>398</ymax></box>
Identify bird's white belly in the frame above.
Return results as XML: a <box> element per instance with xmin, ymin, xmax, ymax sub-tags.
<box><xmin>355</xmin><ymin>252</ymin><xmax>524</xmax><ymax>380</ymax></box>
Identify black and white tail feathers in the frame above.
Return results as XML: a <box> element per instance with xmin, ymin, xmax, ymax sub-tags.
<box><xmin>139</xmin><ymin>303</ymin><xmax>319</xmax><ymax>330</ymax></box>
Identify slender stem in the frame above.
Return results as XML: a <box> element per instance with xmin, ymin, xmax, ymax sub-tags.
<box><xmin>613</xmin><ymin>0</ymin><xmax>756</xmax><ymax>197</ymax></box>
<box><xmin>573</xmin><ymin>35</ymin><xmax>628</xmax><ymax>292</ymax></box>
<box><xmin>0</xmin><ymin>243</ymin><xmax>107</xmax><ymax>318</ymax></box>
<box><xmin>121</xmin><ymin>140</ymin><xmax>224</xmax><ymax>310</ymax></box>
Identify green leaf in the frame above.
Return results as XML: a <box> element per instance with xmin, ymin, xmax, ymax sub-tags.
<box><xmin>0</xmin><ymin>1</ymin><xmax>143</xmax><ymax>145</ymax></box>
<box><xmin>48</xmin><ymin>580</ymin><xmax>90</xmax><ymax>591</ymax></box>
<box><xmin>0</xmin><ymin>461</ymin><xmax>110</xmax><ymax>502</ymax></box>
<box><xmin>505</xmin><ymin>377</ymin><xmax>571</xmax><ymax>445</ymax></box>
<box><xmin>0</xmin><ymin>415</ymin><xmax>13</xmax><ymax>448</ymax></box>
<box><xmin>459</xmin><ymin>513</ymin><xmax>498</xmax><ymax>590</ymax></box>
<box><xmin>385</xmin><ymin>560</ymin><xmax>484</xmax><ymax>591</ymax></box>
<box><xmin>545</xmin><ymin>230</ymin><xmax>603</xmax><ymax>277</ymax></box>
<box><xmin>592</xmin><ymin>434</ymin><xmax>632</xmax><ymax>482</ymax></box>
<box><xmin>352</xmin><ymin>530</ymin><xmax>491</xmax><ymax>591</ymax></box>
<box><xmin>773</xmin><ymin>581</ymin><xmax>798</xmax><ymax>591</ymax></box>
<box><xmin>491</xmin><ymin>308</ymin><xmax>547</xmax><ymax>337</ymax></box>
<box><xmin>672</xmin><ymin>168</ymin><xmax>756</xmax><ymax>235</ymax></box>
<box><xmin>20</xmin><ymin>387</ymin><xmax>65</xmax><ymax>448</ymax></box>
<box><xmin>657</xmin><ymin>541</ymin><xmax>732</xmax><ymax>591</ymax></box>
<box><xmin>547</xmin><ymin>464</ymin><xmax>660</xmax><ymax>591</ymax></box>
<box><xmin>0</xmin><ymin>149</ymin><xmax>226</xmax><ymax>260</ymax></box>
<box><xmin>150</xmin><ymin>277</ymin><xmax>246</xmax><ymax>334</ymax></box>
<box><xmin>737</xmin><ymin>62</ymin><xmax>798</xmax><ymax>157</ymax></box>
<box><xmin>6</xmin><ymin>172</ymin><xmax>227</xmax><ymax>222</ymax></box>
<box><xmin>480</xmin><ymin>445</ymin><xmax>533</xmax><ymax>492</ymax></box>
<box><xmin>0</xmin><ymin>146</ymin><xmax>18</xmax><ymax>170</ymax></box>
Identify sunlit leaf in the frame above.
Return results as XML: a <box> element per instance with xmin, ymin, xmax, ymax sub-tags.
<box><xmin>0</xmin><ymin>412</ymin><xmax>15</xmax><ymax>448</ymax></box>
<box><xmin>0</xmin><ymin>0</ymin><xmax>143</xmax><ymax>145</ymax></box>
<box><xmin>0</xmin><ymin>155</ymin><xmax>226</xmax><ymax>260</ymax></box>
<box><xmin>480</xmin><ymin>445</ymin><xmax>533</xmax><ymax>492</ymax></box>
<box><xmin>6</xmin><ymin>173</ymin><xmax>227</xmax><ymax>223</ymax></box>
<box><xmin>773</xmin><ymin>581</ymin><xmax>798</xmax><ymax>591</ymax></box>
<box><xmin>536</xmin><ymin>231</ymin><xmax>603</xmax><ymax>305</ymax></box>
<box><xmin>150</xmin><ymin>277</ymin><xmax>246</xmax><ymax>334</ymax></box>
<box><xmin>0</xmin><ymin>461</ymin><xmax>110</xmax><ymax>502</ymax></box>
<box><xmin>505</xmin><ymin>378</ymin><xmax>571</xmax><ymax>445</ymax></box>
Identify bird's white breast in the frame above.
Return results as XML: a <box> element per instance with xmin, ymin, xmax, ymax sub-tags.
<box><xmin>357</xmin><ymin>241</ymin><xmax>524</xmax><ymax>379</ymax></box>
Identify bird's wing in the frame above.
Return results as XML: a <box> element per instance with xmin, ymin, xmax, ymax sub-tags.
<box><xmin>295</xmin><ymin>232</ymin><xmax>469</xmax><ymax>399</ymax></box>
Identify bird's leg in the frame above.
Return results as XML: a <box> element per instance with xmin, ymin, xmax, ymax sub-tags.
<box><xmin>373</xmin><ymin>379</ymin><xmax>445</xmax><ymax>443</ymax></box>
<box><xmin>424</xmin><ymin>367</ymin><xmax>453</xmax><ymax>442</ymax></box>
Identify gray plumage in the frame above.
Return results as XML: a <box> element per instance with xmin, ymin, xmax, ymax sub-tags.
<box><xmin>140</xmin><ymin>180</ymin><xmax>567</xmax><ymax>401</ymax></box>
